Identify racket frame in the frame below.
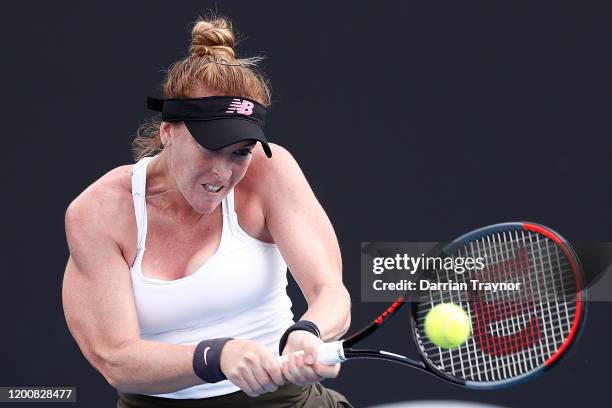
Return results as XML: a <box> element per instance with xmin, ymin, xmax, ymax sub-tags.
<box><xmin>342</xmin><ymin>222</ymin><xmax>587</xmax><ymax>389</ymax></box>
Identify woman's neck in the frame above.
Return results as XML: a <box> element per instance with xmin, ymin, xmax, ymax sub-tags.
<box><xmin>145</xmin><ymin>152</ymin><xmax>207</xmax><ymax>224</ymax></box>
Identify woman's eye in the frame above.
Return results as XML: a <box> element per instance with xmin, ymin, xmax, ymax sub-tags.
<box><xmin>234</xmin><ymin>149</ymin><xmax>253</xmax><ymax>157</ymax></box>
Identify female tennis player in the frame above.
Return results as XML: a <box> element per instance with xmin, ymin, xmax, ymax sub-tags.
<box><xmin>62</xmin><ymin>17</ymin><xmax>352</xmax><ymax>407</ymax></box>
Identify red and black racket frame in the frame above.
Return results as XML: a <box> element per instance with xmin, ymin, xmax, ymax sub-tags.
<box><xmin>343</xmin><ymin>222</ymin><xmax>587</xmax><ymax>389</ymax></box>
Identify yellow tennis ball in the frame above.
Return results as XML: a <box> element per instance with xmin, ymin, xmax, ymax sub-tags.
<box><xmin>424</xmin><ymin>303</ymin><xmax>471</xmax><ymax>349</ymax></box>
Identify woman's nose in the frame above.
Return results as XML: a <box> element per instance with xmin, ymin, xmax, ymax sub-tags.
<box><xmin>209</xmin><ymin>155</ymin><xmax>232</xmax><ymax>180</ymax></box>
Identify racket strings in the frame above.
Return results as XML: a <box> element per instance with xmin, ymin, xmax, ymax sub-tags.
<box><xmin>414</xmin><ymin>229</ymin><xmax>580</xmax><ymax>383</ymax></box>
<box><xmin>421</xmin><ymin>235</ymin><xmax>578</xmax><ymax>303</ymax></box>
<box><xmin>464</xmin><ymin>232</ymin><xmax>573</xmax><ymax>381</ymax></box>
<box><xmin>418</xmin><ymin>304</ymin><xmax>577</xmax><ymax>361</ymax></box>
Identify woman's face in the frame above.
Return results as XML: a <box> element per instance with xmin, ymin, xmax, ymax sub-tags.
<box><xmin>163</xmin><ymin>121</ymin><xmax>255</xmax><ymax>214</ymax></box>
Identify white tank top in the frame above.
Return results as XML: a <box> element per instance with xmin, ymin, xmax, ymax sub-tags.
<box><xmin>129</xmin><ymin>156</ymin><xmax>294</xmax><ymax>399</ymax></box>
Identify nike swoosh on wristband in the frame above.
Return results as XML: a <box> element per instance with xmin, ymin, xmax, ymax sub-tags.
<box><xmin>203</xmin><ymin>346</ymin><xmax>211</xmax><ymax>366</ymax></box>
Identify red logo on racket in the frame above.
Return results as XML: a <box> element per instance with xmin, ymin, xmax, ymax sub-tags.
<box><xmin>226</xmin><ymin>99</ymin><xmax>254</xmax><ymax>115</ymax></box>
<box><xmin>469</xmin><ymin>247</ymin><xmax>542</xmax><ymax>357</ymax></box>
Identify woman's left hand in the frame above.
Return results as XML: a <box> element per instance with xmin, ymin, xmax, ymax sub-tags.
<box><xmin>280</xmin><ymin>330</ymin><xmax>341</xmax><ymax>386</ymax></box>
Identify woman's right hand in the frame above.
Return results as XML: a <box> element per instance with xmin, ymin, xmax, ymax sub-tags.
<box><xmin>220</xmin><ymin>339</ymin><xmax>286</xmax><ymax>397</ymax></box>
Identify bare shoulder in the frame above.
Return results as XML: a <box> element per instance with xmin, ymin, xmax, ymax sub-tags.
<box><xmin>65</xmin><ymin>164</ymin><xmax>136</xmax><ymax>245</ymax></box>
<box><xmin>241</xmin><ymin>143</ymin><xmax>305</xmax><ymax>193</ymax></box>
<box><xmin>239</xmin><ymin>143</ymin><xmax>317</xmax><ymax>221</ymax></box>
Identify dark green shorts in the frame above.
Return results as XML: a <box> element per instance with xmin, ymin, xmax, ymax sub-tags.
<box><xmin>117</xmin><ymin>383</ymin><xmax>352</xmax><ymax>408</ymax></box>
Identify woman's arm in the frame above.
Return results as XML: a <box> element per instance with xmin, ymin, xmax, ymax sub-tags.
<box><xmin>260</xmin><ymin>145</ymin><xmax>351</xmax><ymax>338</ymax></box>
<box><xmin>257</xmin><ymin>144</ymin><xmax>352</xmax><ymax>376</ymax></box>
<box><xmin>63</xmin><ymin>189</ymin><xmax>202</xmax><ymax>394</ymax></box>
<box><xmin>62</xmin><ymin>187</ymin><xmax>283</xmax><ymax>396</ymax></box>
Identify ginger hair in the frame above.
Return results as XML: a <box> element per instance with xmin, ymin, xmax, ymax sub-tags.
<box><xmin>132</xmin><ymin>16</ymin><xmax>271</xmax><ymax>160</ymax></box>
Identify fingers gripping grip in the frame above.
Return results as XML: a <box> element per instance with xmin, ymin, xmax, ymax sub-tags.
<box><xmin>277</xmin><ymin>341</ymin><xmax>345</xmax><ymax>365</ymax></box>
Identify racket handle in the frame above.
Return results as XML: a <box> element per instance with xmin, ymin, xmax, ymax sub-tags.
<box><xmin>277</xmin><ymin>340</ymin><xmax>345</xmax><ymax>365</ymax></box>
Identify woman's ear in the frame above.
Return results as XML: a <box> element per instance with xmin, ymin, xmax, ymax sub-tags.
<box><xmin>159</xmin><ymin>122</ymin><xmax>173</xmax><ymax>146</ymax></box>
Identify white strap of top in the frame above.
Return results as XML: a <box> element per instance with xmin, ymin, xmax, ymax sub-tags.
<box><xmin>131</xmin><ymin>156</ymin><xmax>154</xmax><ymax>254</ymax></box>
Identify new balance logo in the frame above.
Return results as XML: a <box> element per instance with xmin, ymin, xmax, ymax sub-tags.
<box><xmin>226</xmin><ymin>99</ymin><xmax>254</xmax><ymax>115</ymax></box>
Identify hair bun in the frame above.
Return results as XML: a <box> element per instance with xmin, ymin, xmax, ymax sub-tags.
<box><xmin>190</xmin><ymin>18</ymin><xmax>236</xmax><ymax>59</ymax></box>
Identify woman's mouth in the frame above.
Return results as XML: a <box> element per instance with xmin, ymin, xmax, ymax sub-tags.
<box><xmin>202</xmin><ymin>183</ymin><xmax>223</xmax><ymax>193</ymax></box>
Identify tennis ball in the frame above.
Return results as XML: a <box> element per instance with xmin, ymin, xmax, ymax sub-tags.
<box><xmin>424</xmin><ymin>303</ymin><xmax>471</xmax><ymax>349</ymax></box>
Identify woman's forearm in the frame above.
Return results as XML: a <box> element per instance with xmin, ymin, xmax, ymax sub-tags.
<box><xmin>299</xmin><ymin>285</ymin><xmax>351</xmax><ymax>341</ymax></box>
<box><xmin>101</xmin><ymin>339</ymin><xmax>201</xmax><ymax>394</ymax></box>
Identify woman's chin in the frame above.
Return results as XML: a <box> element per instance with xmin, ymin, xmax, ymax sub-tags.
<box><xmin>191</xmin><ymin>195</ymin><xmax>223</xmax><ymax>214</ymax></box>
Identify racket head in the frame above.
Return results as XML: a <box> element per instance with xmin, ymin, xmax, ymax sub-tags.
<box><xmin>410</xmin><ymin>222</ymin><xmax>586</xmax><ymax>389</ymax></box>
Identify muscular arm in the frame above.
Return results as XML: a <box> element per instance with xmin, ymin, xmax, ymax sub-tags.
<box><xmin>62</xmin><ymin>190</ymin><xmax>202</xmax><ymax>394</ymax></box>
<box><xmin>259</xmin><ymin>145</ymin><xmax>351</xmax><ymax>341</ymax></box>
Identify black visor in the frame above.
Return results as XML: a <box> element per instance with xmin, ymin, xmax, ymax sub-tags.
<box><xmin>147</xmin><ymin>96</ymin><xmax>272</xmax><ymax>158</ymax></box>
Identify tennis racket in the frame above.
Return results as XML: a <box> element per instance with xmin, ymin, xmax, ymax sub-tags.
<box><xmin>280</xmin><ymin>222</ymin><xmax>586</xmax><ymax>389</ymax></box>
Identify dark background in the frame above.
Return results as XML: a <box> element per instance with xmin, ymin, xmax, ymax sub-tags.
<box><xmin>2</xmin><ymin>1</ymin><xmax>611</xmax><ymax>407</ymax></box>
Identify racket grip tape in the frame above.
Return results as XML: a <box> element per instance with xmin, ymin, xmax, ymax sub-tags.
<box><xmin>277</xmin><ymin>340</ymin><xmax>345</xmax><ymax>365</ymax></box>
